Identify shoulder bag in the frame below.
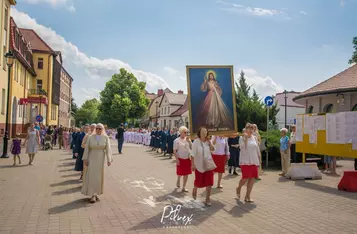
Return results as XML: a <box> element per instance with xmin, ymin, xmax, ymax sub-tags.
<box><xmin>201</xmin><ymin>141</ymin><xmax>216</xmax><ymax>171</ymax></box>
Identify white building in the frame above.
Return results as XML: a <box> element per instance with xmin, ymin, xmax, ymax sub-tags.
<box><xmin>158</xmin><ymin>91</ymin><xmax>187</xmax><ymax>129</ymax></box>
<box><xmin>274</xmin><ymin>91</ymin><xmax>305</xmax><ymax>129</ymax></box>
<box><xmin>293</xmin><ymin>64</ymin><xmax>357</xmax><ymax>114</ymax></box>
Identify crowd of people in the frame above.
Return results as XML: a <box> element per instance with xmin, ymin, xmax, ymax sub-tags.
<box><xmin>112</xmin><ymin>123</ymin><xmax>269</xmax><ymax>206</ymax></box>
<box><xmin>13</xmin><ymin>120</ymin><xmax>352</xmax><ymax>206</ymax></box>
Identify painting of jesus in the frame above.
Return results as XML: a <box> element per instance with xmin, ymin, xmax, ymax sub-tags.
<box><xmin>186</xmin><ymin>66</ymin><xmax>237</xmax><ymax>136</ymax></box>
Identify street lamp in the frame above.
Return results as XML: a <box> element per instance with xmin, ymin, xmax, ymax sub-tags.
<box><xmin>1</xmin><ymin>51</ymin><xmax>15</xmax><ymax>158</ymax></box>
<box><xmin>284</xmin><ymin>90</ymin><xmax>287</xmax><ymax>129</ymax></box>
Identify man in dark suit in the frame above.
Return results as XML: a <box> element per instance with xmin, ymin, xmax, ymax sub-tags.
<box><xmin>117</xmin><ymin>124</ymin><xmax>125</xmax><ymax>154</ymax></box>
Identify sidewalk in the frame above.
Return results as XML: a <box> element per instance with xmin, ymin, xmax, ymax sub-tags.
<box><xmin>0</xmin><ymin>141</ymin><xmax>356</xmax><ymax>233</ymax></box>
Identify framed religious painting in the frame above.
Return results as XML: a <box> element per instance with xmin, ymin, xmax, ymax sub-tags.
<box><xmin>186</xmin><ymin>65</ymin><xmax>238</xmax><ymax>137</ymax></box>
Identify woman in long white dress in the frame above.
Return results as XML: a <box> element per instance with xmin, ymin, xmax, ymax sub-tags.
<box><xmin>23</xmin><ymin>123</ymin><xmax>40</xmax><ymax>165</ymax></box>
<box><xmin>81</xmin><ymin>123</ymin><xmax>113</xmax><ymax>203</ymax></box>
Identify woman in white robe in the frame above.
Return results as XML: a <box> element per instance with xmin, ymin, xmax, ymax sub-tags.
<box><xmin>81</xmin><ymin>123</ymin><xmax>113</xmax><ymax>203</ymax></box>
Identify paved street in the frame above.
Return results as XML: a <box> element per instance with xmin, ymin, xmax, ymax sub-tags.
<box><xmin>0</xmin><ymin>141</ymin><xmax>357</xmax><ymax>234</ymax></box>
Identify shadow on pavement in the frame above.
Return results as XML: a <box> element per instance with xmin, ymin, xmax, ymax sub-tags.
<box><xmin>224</xmin><ymin>199</ymin><xmax>257</xmax><ymax>217</ymax></box>
<box><xmin>48</xmin><ymin>198</ymin><xmax>88</xmax><ymax>214</ymax></box>
<box><xmin>61</xmin><ymin>174</ymin><xmax>80</xmax><ymax>178</ymax></box>
<box><xmin>50</xmin><ymin>179</ymin><xmax>82</xmax><ymax>187</ymax></box>
<box><xmin>0</xmin><ymin>164</ymin><xmax>29</xmax><ymax>168</ymax></box>
<box><xmin>59</xmin><ymin>158</ymin><xmax>73</xmax><ymax>161</ymax></box>
<box><xmin>59</xmin><ymin>169</ymin><xmax>74</xmax><ymax>172</ymax></box>
<box><xmin>52</xmin><ymin>185</ymin><xmax>82</xmax><ymax>196</ymax></box>
<box><xmin>294</xmin><ymin>181</ymin><xmax>357</xmax><ymax>200</ymax></box>
<box><xmin>58</xmin><ymin>162</ymin><xmax>75</xmax><ymax>167</ymax></box>
<box><xmin>277</xmin><ymin>177</ymin><xmax>291</xmax><ymax>183</ymax></box>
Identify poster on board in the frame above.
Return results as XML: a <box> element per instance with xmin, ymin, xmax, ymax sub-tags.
<box><xmin>186</xmin><ymin>65</ymin><xmax>238</xmax><ymax>136</ymax></box>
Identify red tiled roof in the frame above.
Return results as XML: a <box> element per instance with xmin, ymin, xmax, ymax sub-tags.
<box><xmin>10</xmin><ymin>18</ymin><xmax>36</xmax><ymax>76</ymax></box>
<box><xmin>19</xmin><ymin>28</ymin><xmax>54</xmax><ymax>53</ymax></box>
<box><xmin>170</xmin><ymin>97</ymin><xmax>188</xmax><ymax>117</ymax></box>
<box><xmin>294</xmin><ymin>64</ymin><xmax>357</xmax><ymax>101</ymax></box>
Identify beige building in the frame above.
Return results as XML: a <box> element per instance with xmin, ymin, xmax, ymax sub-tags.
<box><xmin>294</xmin><ymin>64</ymin><xmax>357</xmax><ymax>114</ymax></box>
<box><xmin>158</xmin><ymin>91</ymin><xmax>187</xmax><ymax>129</ymax></box>
<box><xmin>0</xmin><ymin>0</ymin><xmax>16</xmax><ymax>134</ymax></box>
<box><xmin>57</xmin><ymin>54</ymin><xmax>72</xmax><ymax>127</ymax></box>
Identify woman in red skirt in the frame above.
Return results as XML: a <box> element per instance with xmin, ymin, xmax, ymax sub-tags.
<box><xmin>191</xmin><ymin>127</ymin><xmax>216</xmax><ymax>206</ymax></box>
<box><xmin>173</xmin><ymin>126</ymin><xmax>192</xmax><ymax>192</ymax></box>
<box><xmin>236</xmin><ymin>123</ymin><xmax>261</xmax><ymax>203</ymax></box>
<box><xmin>211</xmin><ymin>136</ymin><xmax>230</xmax><ymax>188</ymax></box>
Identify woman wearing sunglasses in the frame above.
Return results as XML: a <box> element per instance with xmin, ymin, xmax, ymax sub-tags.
<box><xmin>81</xmin><ymin>123</ymin><xmax>113</xmax><ymax>203</ymax></box>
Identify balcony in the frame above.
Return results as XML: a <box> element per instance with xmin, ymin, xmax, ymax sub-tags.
<box><xmin>28</xmin><ymin>89</ymin><xmax>47</xmax><ymax>96</ymax></box>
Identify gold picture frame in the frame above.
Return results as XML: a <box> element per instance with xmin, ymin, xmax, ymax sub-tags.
<box><xmin>186</xmin><ymin>65</ymin><xmax>238</xmax><ymax>137</ymax></box>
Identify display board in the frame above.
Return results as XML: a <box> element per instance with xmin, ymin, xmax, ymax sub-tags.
<box><xmin>295</xmin><ymin>111</ymin><xmax>357</xmax><ymax>159</ymax></box>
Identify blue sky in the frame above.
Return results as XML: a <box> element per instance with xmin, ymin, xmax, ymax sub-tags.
<box><xmin>12</xmin><ymin>0</ymin><xmax>357</xmax><ymax>105</ymax></box>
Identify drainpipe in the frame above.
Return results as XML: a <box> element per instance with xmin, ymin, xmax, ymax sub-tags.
<box><xmin>47</xmin><ymin>54</ymin><xmax>51</xmax><ymax>125</ymax></box>
<box><xmin>22</xmin><ymin>70</ymin><xmax>26</xmax><ymax>132</ymax></box>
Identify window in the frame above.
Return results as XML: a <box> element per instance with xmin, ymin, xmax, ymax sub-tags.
<box><xmin>51</xmin><ymin>105</ymin><xmax>57</xmax><ymax>120</ymax></box>
<box><xmin>18</xmin><ymin>105</ymin><xmax>23</xmax><ymax>118</ymax></box>
<box><xmin>168</xmin><ymin>107</ymin><xmax>170</xmax><ymax>114</ymax></box>
<box><xmin>1</xmin><ymin>89</ymin><xmax>5</xmax><ymax>114</ymax></box>
<box><xmin>307</xmin><ymin>105</ymin><xmax>313</xmax><ymax>114</ymax></box>
<box><xmin>164</xmin><ymin>119</ymin><xmax>166</xmax><ymax>127</ymax></box>
<box><xmin>14</xmin><ymin>62</ymin><xmax>17</xmax><ymax>82</ymax></box>
<box><xmin>38</xmin><ymin>58</ymin><xmax>44</xmax><ymax>69</ymax></box>
<box><xmin>3</xmin><ymin>8</ymin><xmax>8</xmax><ymax>70</ymax></box>
<box><xmin>26</xmin><ymin>73</ymin><xmax>30</xmax><ymax>89</ymax></box>
<box><xmin>323</xmin><ymin>104</ymin><xmax>334</xmax><ymax>113</ymax></box>
<box><xmin>20</xmin><ymin>67</ymin><xmax>25</xmax><ymax>86</ymax></box>
<box><xmin>352</xmin><ymin>104</ymin><xmax>357</xmax><ymax>111</ymax></box>
<box><xmin>36</xmin><ymin>79</ymin><xmax>43</xmax><ymax>90</ymax></box>
<box><xmin>164</xmin><ymin>107</ymin><xmax>166</xmax><ymax>115</ymax></box>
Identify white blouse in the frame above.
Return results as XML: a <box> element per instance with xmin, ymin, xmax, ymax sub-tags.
<box><xmin>173</xmin><ymin>137</ymin><xmax>191</xmax><ymax>159</ymax></box>
<box><xmin>211</xmin><ymin>136</ymin><xmax>230</xmax><ymax>156</ymax></box>
<box><xmin>239</xmin><ymin>136</ymin><xmax>260</xmax><ymax>166</ymax></box>
<box><xmin>191</xmin><ymin>138</ymin><xmax>214</xmax><ymax>173</ymax></box>
<box><xmin>290</xmin><ymin>132</ymin><xmax>296</xmax><ymax>144</ymax></box>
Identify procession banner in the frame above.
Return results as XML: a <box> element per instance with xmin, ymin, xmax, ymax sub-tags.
<box><xmin>186</xmin><ymin>65</ymin><xmax>237</xmax><ymax>136</ymax></box>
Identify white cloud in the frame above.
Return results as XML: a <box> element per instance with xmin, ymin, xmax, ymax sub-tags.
<box><xmin>340</xmin><ymin>0</ymin><xmax>345</xmax><ymax>6</ymax></box>
<box><xmin>163</xmin><ymin>66</ymin><xmax>178</xmax><ymax>76</ymax></box>
<box><xmin>217</xmin><ymin>1</ymin><xmax>283</xmax><ymax>17</ymax></box>
<box><xmin>11</xmin><ymin>8</ymin><xmax>170</xmax><ymax>104</ymax></box>
<box><xmin>237</xmin><ymin>68</ymin><xmax>284</xmax><ymax>98</ymax></box>
<box><xmin>299</xmin><ymin>11</ymin><xmax>308</xmax><ymax>15</ymax></box>
<box><xmin>80</xmin><ymin>88</ymin><xmax>100</xmax><ymax>100</ymax></box>
<box><xmin>245</xmin><ymin>7</ymin><xmax>281</xmax><ymax>16</ymax></box>
<box><xmin>179</xmin><ymin>76</ymin><xmax>186</xmax><ymax>81</ymax></box>
<box><xmin>19</xmin><ymin>0</ymin><xmax>76</xmax><ymax>12</ymax></box>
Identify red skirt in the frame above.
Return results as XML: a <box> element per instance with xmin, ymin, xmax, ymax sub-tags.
<box><xmin>176</xmin><ymin>158</ymin><xmax>192</xmax><ymax>176</ymax></box>
<box><xmin>240</xmin><ymin>165</ymin><xmax>259</xmax><ymax>179</ymax></box>
<box><xmin>194</xmin><ymin>169</ymin><xmax>214</xmax><ymax>188</ymax></box>
<box><xmin>212</xmin><ymin>154</ymin><xmax>227</xmax><ymax>173</ymax></box>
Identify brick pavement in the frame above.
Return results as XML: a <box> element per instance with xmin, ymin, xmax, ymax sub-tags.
<box><xmin>0</xmin><ymin>141</ymin><xmax>357</xmax><ymax>234</ymax></box>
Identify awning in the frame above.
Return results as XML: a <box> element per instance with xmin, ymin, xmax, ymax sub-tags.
<box><xmin>19</xmin><ymin>98</ymin><xmax>28</xmax><ymax>105</ymax></box>
<box><xmin>27</xmin><ymin>97</ymin><xmax>48</xmax><ymax>105</ymax></box>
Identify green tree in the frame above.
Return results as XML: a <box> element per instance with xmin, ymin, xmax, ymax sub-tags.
<box><xmin>99</xmin><ymin>68</ymin><xmax>149</xmax><ymax>127</ymax></box>
<box><xmin>75</xmin><ymin>99</ymin><xmax>100</xmax><ymax>125</ymax></box>
<box><xmin>235</xmin><ymin>70</ymin><xmax>278</xmax><ymax>131</ymax></box>
<box><xmin>349</xmin><ymin>37</ymin><xmax>357</xmax><ymax>64</ymax></box>
<box><xmin>70</xmin><ymin>97</ymin><xmax>78</xmax><ymax>114</ymax></box>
